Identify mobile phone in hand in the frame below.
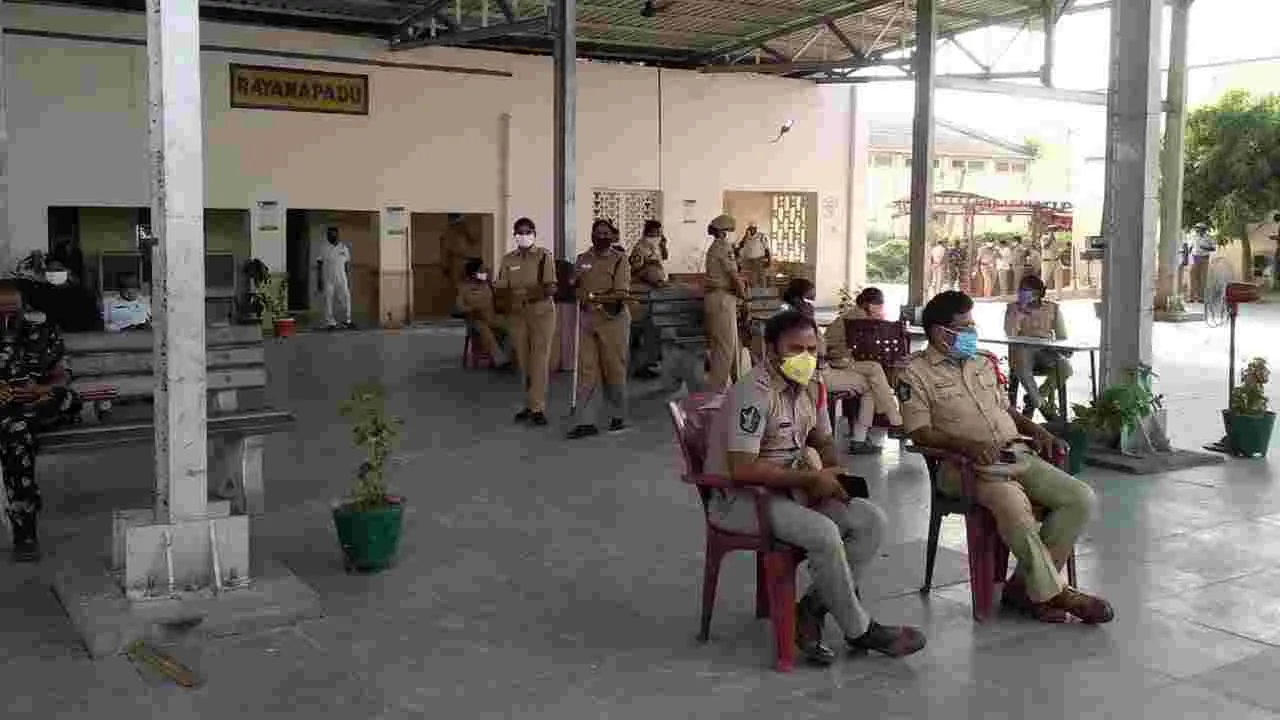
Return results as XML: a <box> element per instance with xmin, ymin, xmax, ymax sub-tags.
<box><xmin>837</xmin><ymin>474</ymin><xmax>869</xmax><ymax>499</ymax></box>
<box><xmin>999</xmin><ymin>449</ymin><xmax>1018</xmax><ymax>464</ymax></box>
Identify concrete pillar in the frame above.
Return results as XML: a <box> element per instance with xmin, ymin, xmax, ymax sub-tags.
<box><xmin>906</xmin><ymin>0</ymin><xmax>936</xmax><ymax>307</ymax></box>
<box><xmin>379</xmin><ymin>205</ymin><xmax>410</xmax><ymax>327</ymax></box>
<box><xmin>250</xmin><ymin>198</ymin><xmax>286</xmax><ymax>272</ymax></box>
<box><xmin>0</xmin><ymin>12</ymin><xmax>10</xmax><ymax>268</ymax></box>
<box><xmin>148</xmin><ymin>0</ymin><xmax>208</xmax><ymax>523</ymax></box>
<box><xmin>1156</xmin><ymin>0</ymin><xmax>1193</xmax><ymax>312</ymax></box>
<box><xmin>844</xmin><ymin>84</ymin><xmax>869</xmax><ymax>294</ymax></box>
<box><xmin>552</xmin><ymin>0</ymin><xmax>575</xmax><ymax>261</ymax></box>
<box><xmin>1099</xmin><ymin>0</ymin><xmax>1163</xmax><ymax>385</ymax></box>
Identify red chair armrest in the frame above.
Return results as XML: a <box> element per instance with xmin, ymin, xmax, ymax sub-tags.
<box><xmin>689</xmin><ymin>473</ymin><xmax>782</xmax><ymax>547</ymax></box>
<box><xmin>684</xmin><ymin>473</ymin><xmax>735</xmax><ymax>490</ymax></box>
<box><xmin>907</xmin><ymin>443</ymin><xmax>979</xmax><ymax>498</ymax></box>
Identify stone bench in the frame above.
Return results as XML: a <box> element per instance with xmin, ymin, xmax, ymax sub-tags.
<box><xmin>50</xmin><ymin>325</ymin><xmax>295</xmax><ymax>515</ymax></box>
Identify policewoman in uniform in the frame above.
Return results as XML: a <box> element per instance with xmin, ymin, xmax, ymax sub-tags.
<box><xmin>901</xmin><ymin>291</ymin><xmax>1112</xmax><ymax>624</ymax></box>
<box><xmin>704</xmin><ymin>214</ymin><xmax>747</xmax><ymax>391</ymax></box>
<box><xmin>1004</xmin><ymin>274</ymin><xmax>1072</xmax><ymax>419</ymax></box>
<box><xmin>495</xmin><ymin>217</ymin><xmax>557</xmax><ymax>426</ymax></box>
<box><xmin>456</xmin><ymin>258</ymin><xmax>505</xmax><ymax>367</ymax></box>
<box><xmin>567</xmin><ymin>220</ymin><xmax>632</xmax><ymax>439</ymax></box>
<box><xmin>705</xmin><ymin>310</ymin><xmax>926</xmax><ymax>666</ymax></box>
<box><xmin>629</xmin><ymin>220</ymin><xmax>667</xmax><ymax>379</ymax></box>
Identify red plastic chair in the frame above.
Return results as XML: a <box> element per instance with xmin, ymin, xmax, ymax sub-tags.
<box><xmin>461</xmin><ymin>328</ymin><xmax>493</xmax><ymax>370</ymax></box>
<box><xmin>909</xmin><ymin>442</ymin><xmax>1079</xmax><ymax>621</ymax></box>
<box><xmin>667</xmin><ymin>393</ymin><xmax>806</xmax><ymax>672</ymax></box>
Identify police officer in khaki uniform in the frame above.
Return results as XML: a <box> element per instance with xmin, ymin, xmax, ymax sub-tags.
<box><xmin>1040</xmin><ymin>235</ymin><xmax>1058</xmax><ymax>290</ymax></box>
<box><xmin>443</xmin><ymin>213</ymin><xmax>484</xmax><ymax>287</ymax></box>
<box><xmin>704</xmin><ymin>214</ymin><xmax>747</xmax><ymax>391</ymax></box>
<box><xmin>735</xmin><ymin>222</ymin><xmax>772</xmax><ymax>287</ymax></box>
<box><xmin>706</xmin><ymin>310</ymin><xmax>926</xmax><ymax>666</ymax></box>
<box><xmin>567</xmin><ymin>220</ymin><xmax>632</xmax><ymax>439</ymax></box>
<box><xmin>495</xmin><ymin>217</ymin><xmax>557</xmax><ymax>426</ymax></box>
<box><xmin>1004</xmin><ymin>274</ymin><xmax>1072</xmax><ymax>419</ymax></box>
<box><xmin>630</xmin><ymin>220</ymin><xmax>667</xmax><ymax>379</ymax></box>
<box><xmin>900</xmin><ymin>291</ymin><xmax>1112</xmax><ymax>624</ymax></box>
<box><xmin>456</xmin><ymin>259</ymin><xmax>505</xmax><ymax>366</ymax></box>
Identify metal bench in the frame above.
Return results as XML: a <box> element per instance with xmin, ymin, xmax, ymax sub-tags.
<box><xmin>48</xmin><ymin>325</ymin><xmax>295</xmax><ymax>515</ymax></box>
<box><xmin>645</xmin><ymin>285</ymin><xmax>780</xmax><ymax>390</ymax></box>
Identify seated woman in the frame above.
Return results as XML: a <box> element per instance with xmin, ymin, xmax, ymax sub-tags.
<box><xmin>0</xmin><ymin>279</ymin><xmax>82</xmax><ymax>561</ymax></box>
<box><xmin>456</xmin><ymin>259</ymin><xmax>507</xmax><ymax>368</ymax></box>
<box><xmin>809</xmin><ymin>285</ymin><xmax>904</xmax><ymax>455</ymax></box>
<box><xmin>1004</xmin><ymin>274</ymin><xmax>1072</xmax><ymax>420</ymax></box>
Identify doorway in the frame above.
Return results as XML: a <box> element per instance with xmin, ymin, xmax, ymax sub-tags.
<box><xmin>723</xmin><ymin>190</ymin><xmax>819</xmax><ymax>280</ymax></box>
<box><xmin>285</xmin><ymin>209</ymin><xmax>310</xmax><ymax>311</ymax></box>
<box><xmin>410</xmin><ymin>213</ymin><xmax>492</xmax><ymax>320</ymax></box>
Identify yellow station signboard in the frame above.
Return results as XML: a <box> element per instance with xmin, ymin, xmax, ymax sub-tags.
<box><xmin>230</xmin><ymin>64</ymin><xmax>369</xmax><ymax>115</ymax></box>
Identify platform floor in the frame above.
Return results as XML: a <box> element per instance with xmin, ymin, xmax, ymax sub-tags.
<box><xmin>4</xmin><ymin>298</ymin><xmax>1280</xmax><ymax>718</ymax></box>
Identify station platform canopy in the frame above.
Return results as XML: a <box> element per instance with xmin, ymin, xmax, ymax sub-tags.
<box><xmin>52</xmin><ymin>0</ymin><xmax>1056</xmax><ymax>80</ymax></box>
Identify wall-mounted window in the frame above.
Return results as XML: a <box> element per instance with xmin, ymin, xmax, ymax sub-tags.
<box><xmin>995</xmin><ymin>161</ymin><xmax>1012</xmax><ymax>174</ymax></box>
<box><xmin>951</xmin><ymin>159</ymin><xmax>966</xmax><ymax>170</ymax></box>
<box><xmin>966</xmin><ymin>160</ymin><xmax>987</xmax><ymax>172</ymax></box>
<box><xmin>1011</xmin><ymin>161</ymin><xmax>1028</xmax><ymax>174</ymax></box>
<box><xmin>872</xmin><ymin>154</ymin><xmax>895</xmax><ymax>168</ymax></box>
<box><xmin>933</xmin><ymin>159</ymin><xmax>941</xmax><ymax>169</ymax></box>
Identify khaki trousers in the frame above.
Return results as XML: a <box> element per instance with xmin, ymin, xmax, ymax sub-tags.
<box><xmin>572</xmin><ymin>308</ymin><xmax>630</xmax><ymax>425</ymax></box>
<box><xmin>1009</xmin><ymin>347</ymin><xmax>1073</xmax><ymax>411</ymax></box>
<box><xmin>710</xmin><ymin>485</ymin><xmax>884</xmax><ymax>638</ymax></box>
<box><xmin>466</xmin><ymin>309</ymin><xmax>501</xmax><ymax>360</ymax></box>
<box><xmin>824</xmin><ymin>361</ymin><xmax>902</xmax><ymax>426</ymax></box>
<box><xmin>1041</xmin><ymin>261</ymin><xmax>1057</xmax><ymax>290</ymax></box>
<box><xmin>945</xmin><ymin>455</ymin><xmax>1096</xmax><ymax>602</ymax></box>
<box><xmin>978</xmin><ymin>267</ymin><xmax>995</xmax><ymax>297</ymax></box>
<box><xmin>742</xmin><ymin>258</ymin><xmax>770</xmax><ymax>287</ymax></box>
<box><xmin>509</xmin><ymin>299</ymin><xmax>556</xmax><ymax>413</ymax></box>
<box><xmin>704</xmin><ymin>290</ymin><xmax>740</xmax><ymax>391</ymax></box>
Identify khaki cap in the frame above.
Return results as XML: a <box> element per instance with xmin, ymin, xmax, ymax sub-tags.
<box><xmin>709</xmin><ymin>214</ymin><xmax>736</xmax><ymax>231</ymax></box>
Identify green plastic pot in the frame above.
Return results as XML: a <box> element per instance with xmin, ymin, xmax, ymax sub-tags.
<box><xmin>1223</xmin><ymin>410</ymin><xmax>1276</xmax><ymax>459</ymax></box>
<box><xmin>1064</xmin><ymin>423</ymin><xmax>1089</xmax><ymax>475</ymax></box>
<box><xmin>332</xmin><ymin>496</ymin><xmax>404</xmax><ymax>572</ymax></box>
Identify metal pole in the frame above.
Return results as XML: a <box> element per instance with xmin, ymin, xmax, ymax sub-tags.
<box><xmin>552</xmin><ymin>0</ymin><xmax>576</xmax><ymax>262</ymax></box>
<box><xmin>1156</xmin><ymin>0</ymin><xmax>1192</xmax><ymax>314</ymax></box>
<box><xmin>147</xmin><ymin>0</ymin><xmax>209</xmax><ymax>523</ymax></box>
<box><xmin>1040</xmin><ymin>0</ymin><xmax>1056</xmax><ymax>87</ymax></box>
<box><xmin>906</xmin><ymin>0</ymin><xmax>936</xmax><ymax>307</ymax></box>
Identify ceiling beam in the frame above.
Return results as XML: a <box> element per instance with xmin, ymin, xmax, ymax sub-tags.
<box><xmin>758</xmin><ymin>44</ymin><xmax>789</xmax><ymax>62</ymax></box>
<box><xmin>823</xmin><ymin>16</ymin><xmax>862</xmax><ymax>59</ymax></box>
<box><xmin>691</xmin><ymin>0</ymin><xmax>898</xmax><ymax>62</ymax></box>
<box><xmin>934</xmin><ymin>76</ymin><xmax>1106</xmax><ymax>105</ymax></box>
<box><xmin>390</xmin><ymin>16</ymin><xmax>546</xmax><ymax>50</ymax></box>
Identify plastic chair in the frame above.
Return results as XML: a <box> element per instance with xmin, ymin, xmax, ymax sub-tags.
<box><xmin>461</xmin><ymin>328</ymin><xmax>493</xmax><ymax>370</ymax></box>
<box><xmin>910</xmin><ymin>442</ymin><xmax>1079</xmax><ymax>621</ymax></box>
<box><xmin>667</xmin><ymin>393</ymin><xmax>806</xmax><ymax>672</ymax></box>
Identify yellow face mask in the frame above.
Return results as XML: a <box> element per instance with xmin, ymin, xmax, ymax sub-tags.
<box><xmin>779</xmin><ymin>352</ymin><xmax>817</xmax><ymax>386</ymax></box>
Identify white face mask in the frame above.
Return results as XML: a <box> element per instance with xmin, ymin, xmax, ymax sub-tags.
<box><xmin>723</xmin><ymin>231</ymin><xmax>738</xmax><ymax>245</ymax></box>
<box><xmin>515</xmin><ymin>234</ymin><xmax>535</xmax><ymax>249</ymax></box>
<box><xmin>474</xmin><ymin>272</ymin><xmax>488</xmax><ymax>282</ymax></box>
<box><xmin>45</xmin><ymin>271</ymin><xmax>68</xmax><ymax>286</ymax></box>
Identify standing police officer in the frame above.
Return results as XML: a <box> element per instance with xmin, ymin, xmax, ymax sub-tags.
<box><xmin>567</xmin><ymin>220</ymin><xmax>632</xmax><ymax>439</ymax></box>
<box><xmin>495</xmin><ymin>217</ymin><xmax>557</xmax><ymax>426</ymax></box>
<box><xmin>704</xmin><ymin>214</ymin><xmax>746</xmax><ymax>391</ymax></box>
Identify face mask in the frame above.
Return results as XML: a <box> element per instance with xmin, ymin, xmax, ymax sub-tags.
<box><xmin>723</xmin><ymin>231</ymin><xmax>737</xmax><ymax>246</ymax></box>
<box><xmin>474</xmin><ymin>273</ymin><xmax>488</xmax><ymax>282</ymax></box>
<box><xmin>515</xmin><ymin>234</ymin><xmax>534</xmax><ymax>249</ymax></box>
<box><xmin>592</xmin><ymin>237</ymin><xmax>612</xmax><ymax>250</ymax></box>
<box><xmin>778</xmin><ymin>352</ymin><xmax>817</xmax><ymax>386</ymax></box>
<box><xmin>46</xmin><ymin>271</ymin><xmax>68</xmax><ymax>286</ymax></box>
<box><xmin>946</xmin><ymin>328</ymin><xmax>979</xmax><ymax>361</ymax></box>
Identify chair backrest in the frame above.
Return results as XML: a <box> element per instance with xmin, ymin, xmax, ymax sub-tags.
<box><xmin>845</xmin><ymin>318</ymin><xmax>910</xmax><ymax>366</ymax></box>
<box><xmin>667</xmin><ymin>392</ymin><xmax>725</xmax><ymax>509</ymax></box>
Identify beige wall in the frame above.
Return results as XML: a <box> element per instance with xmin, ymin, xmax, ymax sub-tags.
<box><xmin>5</xmin><ymin>3</ymin><xmax>861</xmax><ymax>307</ymax></box>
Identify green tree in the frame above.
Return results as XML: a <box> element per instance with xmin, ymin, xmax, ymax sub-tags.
<box><xmin>866</xmin><ymin>235</ymin><xmax>908</xmax><ymax>283</ymax></box>
<box><xmin>1182</xmin><ymin>90</ymin><xmax>1280</xmax><ymax>279</ymax></box>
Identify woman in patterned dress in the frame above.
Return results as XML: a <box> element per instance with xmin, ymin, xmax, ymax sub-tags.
<box><xmin>0</xmin><ymin>280</ymin><xmax>82</xmax><ymax>561</ymax></box>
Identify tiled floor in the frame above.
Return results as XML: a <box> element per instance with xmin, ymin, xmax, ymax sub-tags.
<box><xmin>4</xmin><ymin>301</ymin><xmax>1280</xmax><ymax>718</ymax></box>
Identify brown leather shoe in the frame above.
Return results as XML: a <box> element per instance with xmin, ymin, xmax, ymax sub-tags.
<box><xmin>1047</xmin><ymin>588</ymin><xmax>1115</xmax><ymax>624</ymax></box>
<box><xmin>1002</xmin><ymin>580</ymin><xmax>1069</xmax><ymax>623</ymax></box>
<box><xmin>846</xmin><ymin>621</ymin><xmax>927</xmax><ymax>658</ymax></box>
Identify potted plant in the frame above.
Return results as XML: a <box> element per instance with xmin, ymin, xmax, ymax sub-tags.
<box><xmin>1071</xmin><ymin>365</ymin><xmax>1162</xmax><ymax>455</ymax></box>
<box><xmin>332</xmin><ymin>384</ymin><xmax>405</xmax><ymax>572</ymax></box>
<box><xmin>240</xmin><ymin>258</ymin><xmax>271</xmax><ymax>325</ymax></box>
<box><xmin>1224</xmin><ymin>357</ymin><xmax>1274</xmax><ymax>457</ymax></box>
<box><xmin>261</xmin><ymin>275</ymin><xmax>295</xmax><ymax>338</ymax></box>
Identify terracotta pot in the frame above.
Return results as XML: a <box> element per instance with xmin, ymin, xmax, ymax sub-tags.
<box><xmin>273</xmin><ymin>317</ymin><xmax>296</xmax><ymax>338</ymax></box>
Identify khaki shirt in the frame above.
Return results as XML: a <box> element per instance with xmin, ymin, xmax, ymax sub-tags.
<box><xmin>977</xmin><ymin>245</ymin><xmax>996</xmax><ymax>267</ymax></box>
<box><xmin>574</xmin><ymin>247</ymin><xmax>630</xmax><ymax>318</ymax></box>
<box><xmin>1004</xmin><ymin>300</ymin><xmax>1066</xmax><ymax>340</ymax></box>
<box><xmin>629</xmin><ymin>238</ymin><xmax>666</xmax><ymax>286</ymax></box>
<box><xmin>1010</xmin><ymin>245</ymin><xmax>1028</xmax><ymax>269</ymax></box>
<box><xmin>705</xmin><ymin>364</ymin><xmax>830</xmax><ymax>477</ymax></box>
<box><xmin>456</xmin><ymin>280</ymin><xmax>494</xmax><ymax>317</ymax></box>
<box><xmin>738</xmin><ymin>232</ymin><xmax>769</xmax><ymax>261</ymax></box>
<box><xmin>495</xmin><ymin>247</ymin><xmax>556</xmax><ymax>312</ymax></box>
<box><xmin>899</xmin><ymin>346</ymin><xmax>1020</xmax><ymax>448</ymax></box>
<box><xmin>823</xmin><ymin>305</ymin><xmax>873</xmax><ymax>368</ymax></box>
<box><xmin>704</xmin><ymin>239</ymin><xmax>742</xmax><ymax>295</ymax></box>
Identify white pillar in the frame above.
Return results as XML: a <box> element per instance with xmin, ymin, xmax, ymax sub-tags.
<box><xmin>147</xmin><ymin>0</ymin><xmax>208</xmax><ymax>523</ymax></box>
<box><xmin>1099</xmin><ymin>0</ymin><xmax>1162</xmax><ymax>385</ymax></box>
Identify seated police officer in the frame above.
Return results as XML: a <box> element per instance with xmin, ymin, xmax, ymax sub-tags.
<box><xmin>705</xmin><ymin>310</ymin><xmax>926</xmax><ymax>666</ymax></box>
<box><xmin>1004</xmin><ymin>274</ymin><xmax>1072</xmax><ymax>419</ymax></box>
<box><xmin>901</xmin><ymin>291</ymin><xmax>1113</xmax><ymax>624</ymax></box>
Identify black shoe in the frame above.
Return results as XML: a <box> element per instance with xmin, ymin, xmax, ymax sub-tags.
<box><xmin>514</xmin><ymin>409</ymin><xmax>532</xmax><ymax>423</ymax></box>
<box><xmin>567</xmin><ymin>424</ymin><xmax>599</xmax><ymax>440</ymax></box>
<box><xmin>10</xmin><ymin>516</ymin><xmax>40</xmax><ymax>563</ymax></box>
<box><xmin>846</xmin><ymin>621</ymin><xmax>926</xmax><ymax>658</ymax></box>
<box><xmin>796</xmin><ymin>594</ymin><xmax>835</xmax><ymax>667</ymax></box>
<box><xmin>607</xmin><ymin>419</ymin><xmax>628</xmax><ymax>434</ymax></box>
<box><xmin>529</xmin><ymin>412</ymin><xmax>548</xmax><ymax>426</ymax></box>
<box><xmin>342</xmin><ymin>322</ymin><xmax>356</xmax><ymax>330</ymax></box>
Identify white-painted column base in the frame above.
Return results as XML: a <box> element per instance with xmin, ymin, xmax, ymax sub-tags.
<box><xmin>112</xmin><ymin>503</ymin><xmax>249</xmax><ymax>601</ymax></box>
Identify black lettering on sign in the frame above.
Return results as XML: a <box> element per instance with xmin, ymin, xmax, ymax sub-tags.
<box><xmin>235</xmin><ymin>76</ymin><xmax>250</xmax><ymax>95</ymax></box>
<box><xmin>283</xmin><ymin>80</ymin><xmax>297</xmax><ymax>98</ymax></box>
<box><xmin>336</xmin><ymin>86</ymin><xmax>349</xmax><ymax>103</ymax></box>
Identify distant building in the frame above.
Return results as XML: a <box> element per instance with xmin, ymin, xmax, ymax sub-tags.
<box><xmin>864</xmin><ymin>115</ymin><xmax>1040</xmax><ymax>239</ymax></box>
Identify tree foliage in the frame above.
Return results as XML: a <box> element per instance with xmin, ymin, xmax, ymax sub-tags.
<box><xmin>1182</xmin><ymin>90</ymin><xmax>1280</xmax><ymax>243</ymax></box>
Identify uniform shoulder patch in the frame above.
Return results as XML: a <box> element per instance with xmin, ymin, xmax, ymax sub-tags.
<box><xmin>738</xmin><ymin>406</ymin><xmax>762</xmax><ymax>434</ymax></box>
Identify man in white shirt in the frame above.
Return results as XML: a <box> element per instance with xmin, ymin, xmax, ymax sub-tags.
<box><xmin>317</xmin><ymin>227</ymin><xmax>353</xmax><ymax>329</ymax></box>
<box><xmin>1188</xmin><ymin>224</ymin><xmax>1216</xmax><ymax>302</ymax></box>
<box><xmin>103</xmin><ymin>272</ymin><xmax>151</xmax><ymax>332</ymax></box>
